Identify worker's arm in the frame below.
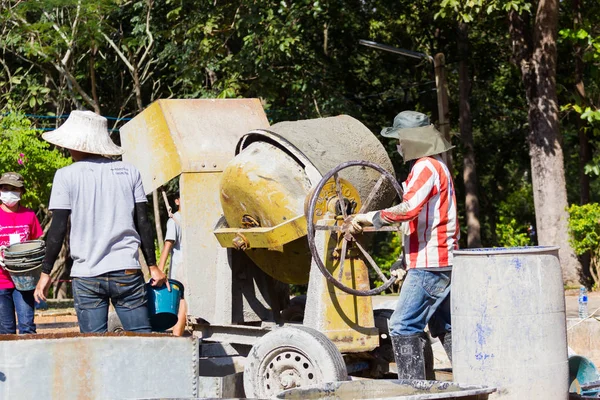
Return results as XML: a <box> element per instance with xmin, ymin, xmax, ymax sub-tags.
<box><xmin>378</xmin><ymin>164</ymin><xmax>435</xmax><ymax>224</ymax></box>
<box><xmin>34</xmin><ymin>209</ymin><xmax>70</xmax><ymax>303</ymax></box>
<box><xmin>349</xmin><ymin>161</ymin><xmax>435</xmax><ymax>233</ymax></box>
<box><xmin>157</xmin><ymin>240</ymin><xmax>174</xmax><ymax>272</ymax></box>
<box><xmin>134</xmin><ymin>202</ymin><xmax>168</xmax><ymax>288</ymax></box>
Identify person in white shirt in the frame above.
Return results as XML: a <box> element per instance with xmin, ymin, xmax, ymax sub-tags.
<box><xmin>157</xmin><ymin>194</ymin><xmax>187</xmax><ymax>336</ymax></box>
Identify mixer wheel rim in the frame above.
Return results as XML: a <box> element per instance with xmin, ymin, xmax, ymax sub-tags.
<box><xmin>307</xmin><ymin>160</ymin><xmax>403</xmax><ymax>296</ymax></box>
<box><xmin>243</xmin><ymin>325</ymin><xmax>347</xmax><ymax>398</ymax></box>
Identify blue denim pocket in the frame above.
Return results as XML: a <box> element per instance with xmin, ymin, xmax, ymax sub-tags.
<box><xmin>422</xmin><ymin>271</ymin><xmax>451</xmax><ymax>298</ymax></box>
<box><xmin>73</xmin><ymin>277</ymin><xmax>104</xmax><ymax>310</ymax></box>
<box><xmin>110</xmin><ymin>272</ymin><xmax>146</xmax><ymax>310</ymax></box>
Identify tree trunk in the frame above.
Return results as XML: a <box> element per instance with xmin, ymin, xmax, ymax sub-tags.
<box><xmin>458</xmin><ymin>22</ymin><xmax>481</xmax><ymax>248</ymax></box>
<box><xmin>133</xmin><ymin>63</ymin><xmax>163</xmax><ymax>252</ymax></box>
<box><xmin>509</xmin><ymin>1</ymin><xmax>581</xmax><ymax>285</ymax></box>
<box><xmin>89</xmin><ymin>45</ymin><xmax>101</xmax><ymax>114</ymax></box>
<box><xmin>434</xmin><ymin>53</ymin><xmax>452</xmax><ymax>172</ymax></box>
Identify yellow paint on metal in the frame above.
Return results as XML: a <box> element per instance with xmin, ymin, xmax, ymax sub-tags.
<box><xmin>120</xmin><ymin>98</ymin><xmax>269</xmax><ymax>194</ymax></box>
<box><xmin>305</xmin><ymin>177</ymin><xmax>362</xmax><ymax>221</ymax></box>
<box><xmin>317</xmin><ymin>219</ymin><xmax>379</xmax><ymax>353</ymax></box>
<box><xmin>119</xmin><ymin>99</ymin><xmax>269</xmax><ymax>322</ymax></box>
<box><xmin>214</xmin><ymin>215</ymin><xmax>307</xmax><ymax>250</ymax></box>
<box><xmin>120</xmin><ymin>101</ymin><xmax>182</xmax><ymax>194</ymax></box>
<box><xmin>218</xmin><ymin>144</ymin><xmax>363</xmax><ymax>285</ymax></box>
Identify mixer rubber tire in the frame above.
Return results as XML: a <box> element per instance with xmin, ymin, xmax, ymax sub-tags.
<box><xmin>243</xmin><ymin>325</ymin><xmax>347</xmax><ymax>399</ymax></box>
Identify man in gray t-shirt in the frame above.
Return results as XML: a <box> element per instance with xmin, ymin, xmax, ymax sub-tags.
<box><xmin>48</xmin><ymin>159</ymin><xmax>148</xmax><ymax>277</ymax></box>
<box><xmin>34</xmin><ymin>110</ymin><xmax>167</xmax><ymax>333</ymax></box>
<box><xmin>157</xmin><ymin>195</ymin><xmax>187</xmax><ymax>336</ymax></box>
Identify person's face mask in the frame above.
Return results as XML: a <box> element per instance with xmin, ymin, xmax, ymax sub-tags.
<box><xmin>1</xmin><ymin>191</ymin><xmax>21</xmax><ymax>207</ymax></box>
<box><xmin>396</xmin><ymin>142</ymin><xmax>404</xmax><ymax>158</ymax></box>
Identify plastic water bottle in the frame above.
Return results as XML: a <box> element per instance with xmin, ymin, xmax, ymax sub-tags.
<box><xmin>579</xmin><ymin>286</ymin><xmax>589</xmax><ymax>319</ymax></box>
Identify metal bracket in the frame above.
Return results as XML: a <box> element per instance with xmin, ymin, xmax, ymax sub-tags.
<box><xmin>213</xmin><ymin>214</ymin><xmax>307</xmax><ymax>250</ymax></box>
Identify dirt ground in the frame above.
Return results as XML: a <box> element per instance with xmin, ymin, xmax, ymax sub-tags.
<box><xmin>35</xmin><ymin>309</ymin><xmax>79</xmax><ymax>334</ymax></box>
<box><xmin>36</xmin><ymin>291</ymin><xmax>600</xmax><ymax>334</ymax></box>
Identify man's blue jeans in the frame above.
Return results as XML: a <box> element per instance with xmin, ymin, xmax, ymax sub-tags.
<box><xmin>389</xmin><ymin>268</ymin><xmax>451</xmax><ymax>337</ymax></box>
<box><xmin>0</xmin><ymin>288</ymin><xmax>36</xmax><ymax>334</ymax></box>
<box><xmin>72</xmin><ymin>270</ymin><xmax>151</xmax><ymax>333</ymax></box>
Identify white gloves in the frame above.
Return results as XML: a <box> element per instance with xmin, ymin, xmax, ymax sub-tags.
<box><xmin>390</xmin><ymin>268</ymin><xmax>407</xmax><ymax>284</ymax></box>
<box><xmin>390</xmin><ymin>259</ymin><xmax>407</xmax><ymax>284</ymax></box>
<box><xmin>349</xmin><ymin>211</ymin><xmax>377</xmax><ymax>234</ymax></box>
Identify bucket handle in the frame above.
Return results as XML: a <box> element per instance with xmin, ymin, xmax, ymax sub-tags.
<box><xmin>5</xmin><ymin>264</ymin><xmax>42</xmax><ymax>274</ymax></box>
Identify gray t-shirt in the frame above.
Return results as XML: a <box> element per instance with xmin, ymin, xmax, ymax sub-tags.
<box><xmin>164</xmin><ymin>211</ymin><xmax>182</xmax><ymax>280</ymax></box>
<box><xmin>49</xmin><ymin>158</ymin><xmax>147</xmax><ymax>277</ymax></box>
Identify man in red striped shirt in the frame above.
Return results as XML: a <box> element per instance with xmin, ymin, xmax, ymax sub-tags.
<box><xmin>350</xmin><ymin>111</ymin><xmax>458</xmax><ymax>380</ymax></box>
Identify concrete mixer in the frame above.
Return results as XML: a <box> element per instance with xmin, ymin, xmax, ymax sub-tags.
<box><xmin>119</xmin><ymin>99</ymin><xmax>403</xmax><ymax>398</ymax></box>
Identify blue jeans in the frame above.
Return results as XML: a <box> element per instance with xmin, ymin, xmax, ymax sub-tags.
<box><xmin>389</xmin><ymin>269</ymin><xmax>451</xmax><ymax>337</ymax></box>
<box><xmin>72</xmin><ymin>270</ymin><xmax>151</xmax><ymax>333</ymax></box>
<box><xmin>0</xmin><ymin>288</ymin><xmax>36</xmax><ymax>334</ymax></box>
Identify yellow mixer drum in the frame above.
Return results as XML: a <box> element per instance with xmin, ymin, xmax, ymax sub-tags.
<box><xmin>220</xmin><ymin>115</ymin><xmax>395</xmax><ymax>285</ymax></box>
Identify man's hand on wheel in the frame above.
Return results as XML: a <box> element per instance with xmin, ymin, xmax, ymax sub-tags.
<box><xmin>347</xmin><ymin>211</ymin><xmax>377</xmax><ymax>235</ymax></box>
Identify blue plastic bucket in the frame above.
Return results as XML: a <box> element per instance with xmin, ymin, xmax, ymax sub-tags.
<box><xmin>5</xmin><ymin>264</ymin><xmax>42</xmax><ymax>291</ymax></box>
<box><xmin>146</xmin><ymin>279</ymin><xmax>183</xmax><ymax>331</ymax></box>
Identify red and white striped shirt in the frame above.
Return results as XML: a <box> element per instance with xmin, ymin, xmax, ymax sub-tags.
<box><xmin>380</xmin><ymin>155</ymin><xmax>459</xmax><ymax>269</ymax></box>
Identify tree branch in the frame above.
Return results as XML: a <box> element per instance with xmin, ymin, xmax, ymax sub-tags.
<box><xmin>100</xmin><ymin>31</ymin><xmax>135</xmax><ymax>72</ymax></box>
<box><xmin>136</xmin><ymin>0</ymin><xmax>154</xmax><ymax>68</ymax></box>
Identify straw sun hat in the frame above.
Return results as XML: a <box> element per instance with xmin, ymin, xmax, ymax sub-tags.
<box><xmin>42</xmin><ymin>110</ymin><xmax>124</xmax><ymax>156</ymax></box>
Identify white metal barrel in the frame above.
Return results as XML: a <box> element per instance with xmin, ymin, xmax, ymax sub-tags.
<box><xmin>452</xmin><ymin>246</ymin><xmax>568</xmax><ymax>399</ymax></box>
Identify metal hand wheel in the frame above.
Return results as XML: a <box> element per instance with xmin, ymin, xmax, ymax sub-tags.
<box><xmin>306</xmin><ymin>160</ymin><xmax>404</xmax><ymax>296</ymax></box>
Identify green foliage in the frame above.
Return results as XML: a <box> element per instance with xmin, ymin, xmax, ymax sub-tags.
<box><xmin>558</xmin><ymin>13</ymin><xmax>600</xmax><ymax>189</ymax></box>
<box><xmin>0</xmin><ymin>0</ymin><xmax>597</xmax><ymax>258</ymax></box>
<box><xmin>495</xmin><ymin>216</ymin><xmax>532</xmax><ymax>247</ymax></box>
<box><xmin>0</xmin><ymin>112</ymin><xmax>71</xmax><ymax>209</ymax></box>
<box><xmin>435</xmin><ymin>0</ymin><xmax>532</xmax><ymax>21</ymax></box>
<box><xmin>568</xmin><ymin>203</ymin><xmax>600</xmax><ymax>256</ymax></box>
<box><xmin>568</xmin><ymin>203</ymin><xmax>600</xmax><ymax>288</ymax></box>
<box><xmin>370</xmin><ymin>232</ymin><xmax>402</xmax><ymax>290</ymax></box>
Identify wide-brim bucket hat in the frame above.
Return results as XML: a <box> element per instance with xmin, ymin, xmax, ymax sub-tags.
<box><xmin>42</xmin><ymin>110</ymin><xmax>124</xmax><ymax>156</ymax></box>
<box><xmin>381</xmin><ymin>111</ymin><xmax>454</xmax><ymax>162</ymax></box>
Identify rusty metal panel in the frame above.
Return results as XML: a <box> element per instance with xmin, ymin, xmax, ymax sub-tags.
<box><xmin>120</xmin><ymin>98</ymin><xmax>269</xmax><ymax>194</ymax></box>
<box><xmin>0</xmin><ymin>334</ymin><xmax>198</xmax><ymax>400</ymax></box>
